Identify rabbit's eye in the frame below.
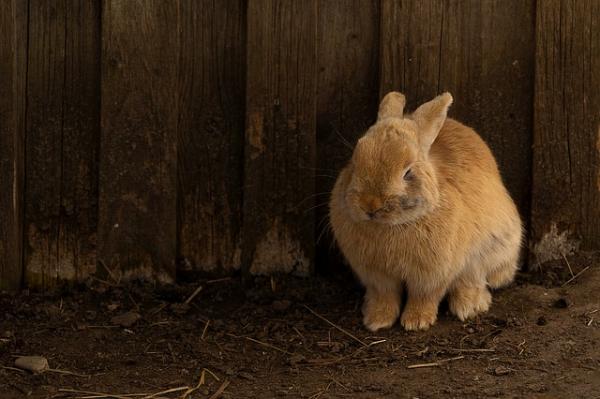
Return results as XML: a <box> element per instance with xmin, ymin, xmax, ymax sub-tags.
<box><xmin>403</xmin><ymin>168</ymin><xmax>414</xmax><ymax>181</ymax></box>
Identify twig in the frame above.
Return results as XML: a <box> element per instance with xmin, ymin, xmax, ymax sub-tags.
<box><xmin>208</xmin><ymin>380</ymin><xmax>230</xmax><ymax>399</ymax></box>
<box><xmin>448</xmin><ymin>348</ymin><xmax>495</xmax><ymax>353</ymax></box>
<box><xmin>84</xmin><ymin>325</ymin><xmax>120</xmax><ymax>329</ymax></box>
<box><xmin>1</xmin><ymin>366</ymin><xmax>25</xmax><ymax>373</ymax></box>
<box><xmin>167</xmin><ymin>343</ymin><xmax>177</xmax><ymax>363</ymax></box>
<box><xmin>150</xmin><ymin>321</ymin><xmax>171</xmax><ymax>327</ymax></box>
<box><xmin>561</xmin><ymin>266</ymin><xmax>590</xmax><ymax>287</ymax></box>
<box><xmin>202</xmin><ymin>368</ymin><xmax>220</xmax><ymax>382</ymax></box>
<box><xmin>201</xmin><ymin>320</ymin><xmax>210</xmax><ymax>340</ymax></box>
<box><xmin>245</xmin><ymin>337</ymin><xmax>293</xmax><ymax>355</ymax></box>
<box><xmin>89</xmin><ymin>276</ymin><xmax>118</xmax><ymax>287</ymax></box>
<box><xmin>303</xmin><ymin>305</ymin><xmax>367</xmax><ymax>347</ymax></box>
<box><xmin>329</xmin><ymin>375</ymin><xmax>350</xmax><ymax>391</ymax></box>
<box><xmin>293</xmin><ymin>327</ymin><xmax>305</xmax><ymax>341</ymax></box>
<box><xmin>98</xmin><ymin>259</ymin><xmax>119</xmax><ymax>284</ymax></box>
<box><xmin>407</xmin><ymin>355</ymin><xmax>465</xmax><ymax>369</ymax></box>
<box><xmin>78</xmin><ymin>396</ymin><xmax>145</xmax><ymax>399</ymax></box>
<box><xmin>47</xmin><ymin>368</ymin><xmax>90</xmax><ymax>378</ymax></box>
<box><xmin>142</xmin><ymin>386</ymin><xmax>189</xmax><ymax>399</ymax></box>
<box><xmin>182</xmin><ymin>369</ymin><xmax>206</xmax><ymax>399</ymax></box>
<box><xmin>205</xmin><ymin>277</ymin><xmax>232</xmax><ymax>284</ymax></box>
<box><xmin>184</xmin><ymin>285</ymin><xmax>203</xmax><ymax>305</ymax></box>
<box><xmin>58</xmin><ymin>388</ymin><xmax>145</xmax><ymax>399</ymax></box>
<box><xmin>562</xmin><ymin>254</ymin><xmax>575</xmax><ymax>278</ymax></box>
<box><xmin>308</xmin><ymin>381</ymin><xmax>335</xmax><ymax>399</ymax></box>
<box><xmin>150</xmin><ymin>303</ymin><xmax>168</xmax><ymax>315</ymax></box>
<box><xmin>127</xmin><ymin>292</ymin><xmax>139</xmax><ymax>311</ymax></box>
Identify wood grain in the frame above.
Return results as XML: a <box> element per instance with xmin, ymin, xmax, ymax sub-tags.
<box><xmin>532</xmin><ymin>0</ymin><xmax>600</xmax><ymax>254</ymax></box>
<box><xmin>99</xmin><ymin>0</ymin><xmax>179</xmax><ymax>282</ymax></box>
<box><xmin>244</xmin><ymin>0</ymin><xmax>317</xmax><ymax>275</ymax></box>
<box><xmin>0</xmin><ymin>0</ymin><xmax>26</xmax><ymax>290</ymax></box>
<box><xmin>24</xmin><ymin>0</ymin><xmax>100</xmax><ymax>288</ymax></box>
<box><xmin>316</xmin><ymin>0</ymin><xmax>380</xmax><ymax>272</ymax></box>
<box><xmin>177</xmin><ymin>0</ymin><xmax>245</xmax><ymax>275</ymax></box>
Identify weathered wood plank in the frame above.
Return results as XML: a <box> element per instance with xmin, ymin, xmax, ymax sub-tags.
<box><xmin>244</xmin><ymin>0</ymin><xmax>317</xmax><ymax>275</ymax></box>
<box><xmin>479</xmin><ymin>0</ymin><xmax>535</xmax><ymax>222</ymax></box>
<box><xmin>0</xmin><ymin>0</ymin><xmax>26</xmax><ymax>290</ymax></box>
<box><xmin>24</xmin><ymin>0</ymin><xmax>101</xmax><ymax>288</ymax></box>
<box><xmin>24</xmin><ymin>1</ymin><xmax>65</xmax><ymax>288</ymax></box>
<box><xmin>379</xmin><ymin>0</ymin><xmax>535</xmax><ymax>216</ymax></box>
<box><xmin>60</xmin><ymin>1</ymin><xmax>101</xmax><ymax>282</ymax></box>
<box><xmin>99</xmin><ymin>0</ymin><xmax>179</xmax><ymax>282</ymax></box>
<box><xmin>531</xmin><ymin>0</ymin><xmax>600</xmax><ymax>261</ymax></box>
<box><xmin>177</xmin><ymin>0</ymin><xmax>245</xmax><ymax>275</ymax></box>
<box><xmin>316</xmin><ymin>0</ymin><xmax>380</xmax><ymax>272</ymax></box>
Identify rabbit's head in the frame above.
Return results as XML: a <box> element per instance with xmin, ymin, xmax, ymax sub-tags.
<box><xmin>344</xmin><ymin>92</ymin><xmax>453</xmax><ymax>225</ymax></box>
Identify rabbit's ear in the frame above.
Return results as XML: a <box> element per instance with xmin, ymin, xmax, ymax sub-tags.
<box><xmin>377</xmin><ymin>92</ymin><xmax>406</xmax><ymax>120</ymax></box>
<box><xmin>412</xmin><ymin>92</ymin><xmax>453</xmax><ymax>152</ymax></box>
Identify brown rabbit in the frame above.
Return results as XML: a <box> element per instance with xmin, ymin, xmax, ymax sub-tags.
<box><xmin>329</xmin><ymin>92</ymin><xmax>522</xmax><ymax>332</ymax></box>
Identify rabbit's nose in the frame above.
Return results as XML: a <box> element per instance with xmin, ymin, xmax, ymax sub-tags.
<box><xmin>366</xmin><ymin>208</ymin><xmax>383</xmax><ymax>219</ymax></box>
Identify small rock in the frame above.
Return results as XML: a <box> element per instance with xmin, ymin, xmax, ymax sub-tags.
<box><xmin>537</xmin><ymin>316</ymin><xmax>548</xmax><ymax>326</ymax></box>
<box><xmin>15</xmin><ymin>356</ymin><xmax>49</xmax><ymax>373</ymax></box>
<box><xmin>111</xmin><ymin>311</ymin><xmax>141</xmax><ymax>327</ymax></box>
<box><xmin>272</xmin><ymin>300</ymin><xmax>291</xmax><ymax>311</ymax></box>
<box><xmin>493</xmin><ymin>366</ymin><xmax>512</xmax><ymax>376</ymax></box>
<box><xmin>553</xmin><ymin>298</ymin><xmax>570</xmax><ymax>309</ymax></box>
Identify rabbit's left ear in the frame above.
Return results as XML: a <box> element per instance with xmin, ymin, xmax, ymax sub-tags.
<box><xmin>377</xmin><ymin>92</ymin><xmax>406</xmax><ymax>120</ymax></box>
<box><xmin>412</xmin><ymin>92</ymin><xmax>453</xmax><ymax>152</ymax></box>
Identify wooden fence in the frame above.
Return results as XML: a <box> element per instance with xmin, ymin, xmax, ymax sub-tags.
<box><xmin>1</xmin><ymin>0</ymin><xmax>598</xmax><ymax>290</ymax></box>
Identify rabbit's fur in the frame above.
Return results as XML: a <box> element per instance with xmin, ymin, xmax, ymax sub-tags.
<box><xmin>329</xmin><ymin>92</ymin><xmax>522</xmax><ymax>332</ymax></box>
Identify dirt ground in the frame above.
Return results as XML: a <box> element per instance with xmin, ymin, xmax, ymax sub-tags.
<box><xmin>1</xmin><ymin>253</ymin><xmax>599</xmax><ymax>399</ymax></box>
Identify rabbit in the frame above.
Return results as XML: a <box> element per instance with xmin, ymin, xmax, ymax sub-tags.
<box><xmin>329</xmin><ymin>91</ymin><xmax>523</xmax><ymax>332</ymax></box>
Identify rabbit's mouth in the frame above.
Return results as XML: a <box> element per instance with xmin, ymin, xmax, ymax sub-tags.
<box><xmin>400</xmin><ymin>196</ymin><xmax>423</xmax><ymax>210</ymax></box>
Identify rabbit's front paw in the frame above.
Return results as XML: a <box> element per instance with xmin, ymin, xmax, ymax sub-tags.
<box><xmin>449</xmin><ymin>286</ymin><xmax>491</xmax><ymax>321</ymax></box>
<box><xmin>362</xmin><ymin>296</ymin><xmax>400</xmax><ymax>332</ymax></box>
<box><xmin>400</xmin><ymin>304</ymin><xmax>438</xmax><ymax>331</ymax></box>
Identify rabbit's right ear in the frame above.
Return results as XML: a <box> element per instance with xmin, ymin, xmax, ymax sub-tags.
<box><xmin>377</xmin><ymin>92</ymin><xmax>406</xmax><ymax>120</ymax></box>
<box><xmin>412</xmin><ymin>92</ymin><xmax>453</xmax><ymax>153</ymax></box>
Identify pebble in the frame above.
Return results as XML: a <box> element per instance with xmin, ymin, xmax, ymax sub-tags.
<box><xmin>493</xmin><ymin>366</ymin><xmax>512</xmax><ymax>376</ymax></box>
<box><xmin>15</xmin><ymin>356</ymin><xmax>49</xmax><ymax>373</ymax></box>
<box><xmin>110</xmin><ymin>311</ymin><xmax>141</xmax><ymax>327</ymax></box>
